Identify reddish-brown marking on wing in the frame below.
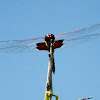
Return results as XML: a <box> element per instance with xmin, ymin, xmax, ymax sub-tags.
<box><xmin>36</xmin><ymin>42</ymin><xmax>49</xmax><ymax>51</ymax></box>
<box><xmin>55</xmin><ymin>40</ymin><xmax>64</xmax><ymax>49</ymax></box>
<box><xmin>36</xmin><ymin>39</ymin><xmax>64</xmax><ymax>51</ymax></box>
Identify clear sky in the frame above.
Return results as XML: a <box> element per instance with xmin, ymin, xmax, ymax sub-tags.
<box><xmin>0</xmin><ymin>0</ymin><xmax>100</xmax><ymax>100</ymax></box>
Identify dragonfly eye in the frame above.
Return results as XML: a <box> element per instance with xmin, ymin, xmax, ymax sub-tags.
<box><xmin>45</xmin><ymin>34</ymin><xmax>55</xmax><ymax>42</ymax></box>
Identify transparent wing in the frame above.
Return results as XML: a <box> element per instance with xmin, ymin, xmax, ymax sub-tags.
<box><xmin>0</xmin><ymin>37</ymin><xmax>44</xmax><ymax>53</ymax></box>
<box><xmin>0</xmin><ymin>37</ymin><xmax>44</xmax><ymax>48</ymax></box>
<box><xmin>0</xmin><ymin>43</ymin><xmax>38</xmax><ymax>53</ymax></box>
<box><xmin>55</xmin><ymin>24</ymin><xmax>100</xmax><ymax>39</ymax></box>
<box><xmin>62</xmin><ymin>33</ymin><xmax>100</xmax><ymax>48</ymax></box>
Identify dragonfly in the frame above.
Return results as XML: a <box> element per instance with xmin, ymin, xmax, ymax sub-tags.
<box><xmin>0</xmin><ymin>24</ymin><xmax>100</xmax><ymax>53</ymax></box>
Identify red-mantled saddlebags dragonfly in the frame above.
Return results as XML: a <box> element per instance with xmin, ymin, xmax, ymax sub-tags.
<box><xmin>0</xmin><ymin>24</ymin><xmax>100</xmax><ymax>53</ymax></box>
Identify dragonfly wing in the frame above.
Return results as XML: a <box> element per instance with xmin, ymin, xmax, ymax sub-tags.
<box><xmin>0</xmin><ymin>43</ymin><xmax>39</xmax><ymax>53</ymax></box>
<box><xmin>0</xmin><ymin>37</ymin><xmax>44</xmax><ymax>48</ymax></box>
<box><xmin>0</xmin><ymin>37</ymin><xmax>44</xmax><ymax>53</ymax></box>
<box><xmin>55</xmin><ymin>24</ymin><xmax>100</xmax><ymax>39</ymax></box>
<box><xmin>62</xmin><ymin>33</ymin><xmax>100</xmax><ymax>48</ymax></box>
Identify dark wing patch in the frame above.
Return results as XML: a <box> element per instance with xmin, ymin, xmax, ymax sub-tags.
<box><xmin>55</xmin><ymin>40</ymin><xmax>64</xmax><ymax>49</ymax></box>
<box><xmin>36</xmin><ymin>42</ymin><xmax>49</xmax><ymax>51</ymax></box>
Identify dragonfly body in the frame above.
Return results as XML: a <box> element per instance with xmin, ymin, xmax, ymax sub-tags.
<box><xmin>37</xmin><ymin>34</ymin><xmax>63</xmax><ymax>74</ymax></box>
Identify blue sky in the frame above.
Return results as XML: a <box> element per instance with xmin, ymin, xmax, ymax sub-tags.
<box><xmin>0</xmin><ymin>0</ymin><xmax>100</xmax><ymax>100</ymax></box>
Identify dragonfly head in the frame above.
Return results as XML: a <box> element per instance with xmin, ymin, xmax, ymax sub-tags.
<box><xmin>45</xmin><ymin>34</ymin><xmax>55</xmax><ymax>42</ymax></box>
<box><xmin>45</xmin><ymin>34</ymin><xmax>55</xmax><ymax>47</ymax></box>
